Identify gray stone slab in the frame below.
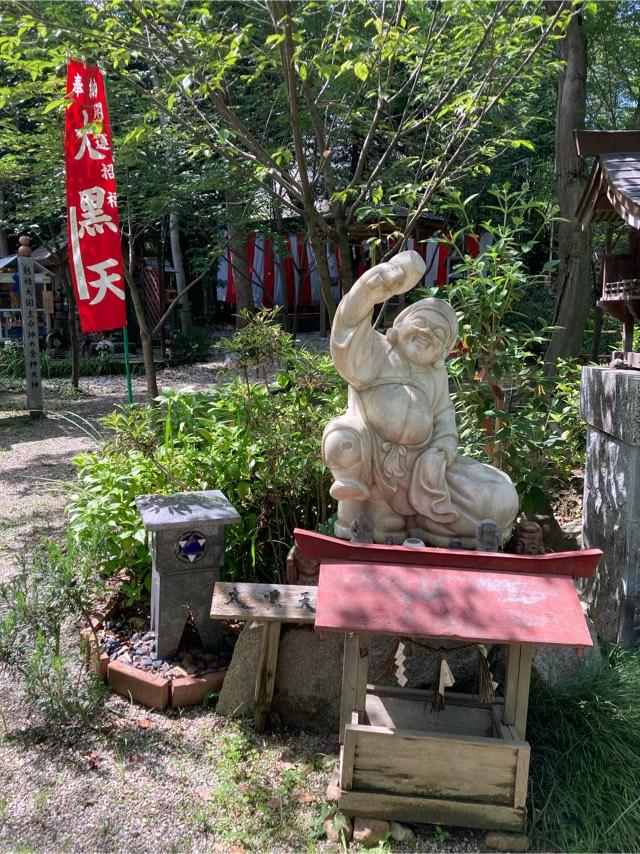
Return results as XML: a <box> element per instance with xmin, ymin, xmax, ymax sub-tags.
<box><xmin>580</xmin><ymin>367</ymin><xmax>640</xmax><ymax>645</ymax></box>
<box><xmin>581</xmin><ymin>366</ymin><xmax>640</xmax><ymax>445</ymax></box>
<box><xmin>216</xmin><ymin>624</ymin><xmax>494</xmax><ymax>731</ymax></box>
<box><xmin>137</xmin><ymin>490</ymin><xmax>240</xmax><ymax>659</ymax></box>
<box><xmin>136</xmin><ymin>490</ymin><xmax>240</xmax><ymax>531</ymax></box>
<box><xmin>151</xmin><ymin>529</ymin><xmax>225</xmax><ymax>575</ymax></box>
<box><xmin>151</xmin><ymin>567</ymin><xmax>223</xmax><ymax>660</ymax></box>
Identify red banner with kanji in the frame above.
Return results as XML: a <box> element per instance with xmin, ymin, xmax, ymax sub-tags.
<box><xmin>65</xmin><ymin>60</ymin><xmax>126</xmax><ymax>333</ymax></box>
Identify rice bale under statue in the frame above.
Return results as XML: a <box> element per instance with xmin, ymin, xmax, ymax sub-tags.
<box><xmin>322</xmin><ymin>250</ymin><xmax>519</xmax><ymax>548</ymax></box>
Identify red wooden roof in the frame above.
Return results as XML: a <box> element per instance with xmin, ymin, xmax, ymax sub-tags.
<box><xmin>315</xmin><ymin>561</ymin><xmax>593</xmax><ymax>648</ymax></box>
<box><xmin>294</xmin><ymin>530</ymin><xmax>601</xmax><ymax>578</ymax></box>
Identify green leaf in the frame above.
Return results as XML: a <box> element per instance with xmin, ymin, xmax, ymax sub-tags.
<box><xmin>42</xmin><ymin>97</ymin><xmax>66</xmax><ymax>115</ymax></box>
<box><xmin>353</xmin><ymin>61</ymin><xmax>368</xmax><ymax>82</ymax></box>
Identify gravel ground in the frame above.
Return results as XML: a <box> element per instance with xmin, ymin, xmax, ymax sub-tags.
<box><xmin>0</xmin><ymin>342</ymin><xmax>486</xmax><ymax>853</ymax></box>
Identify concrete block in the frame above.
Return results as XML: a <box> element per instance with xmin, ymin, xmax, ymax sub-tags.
<box><xmin>170</xmin><ymin>670</ymin><xmax>227</xmax><ymax>708</ymax></box>
<box><xmin>581</xmin><ymin>366</ymin><xmax>640</xmax><ymax>446</ymax></box>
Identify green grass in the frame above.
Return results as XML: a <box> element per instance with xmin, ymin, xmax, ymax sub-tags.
<box><xmin>528</xmin><ymin>646</ymin><xmax>640</xmax><ymax>852</ymax></box>
<box><xmin>185</xmin><ymin>723</ymin><xmax>336</xmax><ymax>851</ymax></box>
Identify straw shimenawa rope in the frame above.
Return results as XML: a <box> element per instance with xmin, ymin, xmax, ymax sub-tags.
<box><xmin>375</xmin><ymin>638</ymin><xmax>498</xmax><ymax>713</ymax></box>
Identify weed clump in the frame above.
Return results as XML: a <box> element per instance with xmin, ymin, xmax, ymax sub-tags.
<box><xmin>528</xmin><ymin>647</ymin><xmax>640</xmax><ymax>852</ymax></box>
<box><xmin>0</xmin><ymin>538</ymin><xmax>108</xmax><ymax>725</ymax></box>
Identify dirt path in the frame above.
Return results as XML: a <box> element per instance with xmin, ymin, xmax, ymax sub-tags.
<box><xmin>0</xmin><ymin>358</ymin><xmax>484</xmax><ymax>853</ymax></box>
<box><xmin>0</xmin><ymin>360</ymin><xmax>226</xmax><ymax>584</ymax></box>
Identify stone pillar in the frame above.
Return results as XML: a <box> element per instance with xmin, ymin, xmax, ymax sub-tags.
<box><xmin>580</xmin><ymin>366</ymin><xmax>640</xmax><ymax>645</ymax></box>
<box><xmin>17</xmin><ymin>236</ymin><xmax>44</xmax><ymax>418</ymax></box>
<box><xmin>136</xmin><ymin>490</ymin><xmax>240</xmax><ymax>661</ymax></box>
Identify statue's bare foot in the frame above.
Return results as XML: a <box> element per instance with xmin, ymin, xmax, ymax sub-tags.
<box><xmin>330</xmin><ymin>477</ymin><xmax>370</xmax><ymax>501</ymax></box>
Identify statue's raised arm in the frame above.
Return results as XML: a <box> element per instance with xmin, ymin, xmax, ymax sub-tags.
<box><xmin>331</xmin><ymin>250</ymin><xmax>426</xmax><ymax>389</ymax></box>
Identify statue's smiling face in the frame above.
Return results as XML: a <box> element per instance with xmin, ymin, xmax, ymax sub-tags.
<box><xmin>396</xmin><ymin>320</ymin><xmax>446</xmax><ymax>366</ymax></box>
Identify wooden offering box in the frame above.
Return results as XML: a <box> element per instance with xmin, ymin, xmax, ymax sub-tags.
<box><xmin>296</xmin><ymin>531</ymin><xmax>601</xmax><ymax>832</ymax></box>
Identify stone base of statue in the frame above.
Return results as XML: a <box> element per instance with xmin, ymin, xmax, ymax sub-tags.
<box><xmin>322</xmin><ymin>250</ymin><xmax>519</xmax><ymax>549</ymax></box>
<box><xmin>580</xmin><ymin>366</ymin><xmax>640</xmax><ymax>645</ymax></box>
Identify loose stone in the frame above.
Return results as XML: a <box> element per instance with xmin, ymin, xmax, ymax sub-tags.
<box><xmin>485</xmin><ymin>832</ymin><xmax>530</xmax><ymax>852</ymax></box>
<box><xmin>167</xmin><ymin>666</ymin><xmax>188</xmax><ymax>678</ymax></box>
<box><xmin>353</xmin><ymin>818</ymin><xmax>390</xmax><ymax>848</ymax></box>
<box><xmin>389</xmin><ymin>821</ymin><xmax>415</xmax><ymax>843</ymax></box>
<box><xmin>324</xmin><ymin>814</ymin><xmax>353</xmax><ymax>844</ymax></box>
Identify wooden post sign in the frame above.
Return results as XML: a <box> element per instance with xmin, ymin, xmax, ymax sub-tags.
<box><xmin>17</xmin><ymin>236</ymin><xmax>43</xmax><ymax>418</ymax></box>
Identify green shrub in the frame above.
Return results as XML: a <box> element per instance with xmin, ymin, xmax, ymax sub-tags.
<box><xmin>0</xmin><ymin>340</ymin><xmax>24</xmax><ymax>378</ymax></box>
<box><xmin>166</xmin><ymin>328</ymin><xmax>211</xmax><ymax>366</ymax></box>
<box><xmin>0</xmin><ymin>341</ymin><xmax>142</xmax><ymax>380</ymax></box>
<box><xmin>68</xmin><ymin>314</ymin><xmax>346</xmax><ymax>600</ymax></box>
<box><xmin>430</xmin><ymin>185</ymin><xmax>586</xmax><ymax>511</ymax></box>
<box><xmin>0</xmin><ymin>537</ymin><xmax>108</xmax><ymax>724</ymax></box>
<box><xmin>528</xmin><ymin>647</ymin><xmax>640</xmax><ymax>852</ymax></box>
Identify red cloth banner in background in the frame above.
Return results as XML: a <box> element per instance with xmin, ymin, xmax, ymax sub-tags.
<box><xmin>65</xmin><ymin>60</ymin><xmax>126</xmax><ymax>333</ymax></box>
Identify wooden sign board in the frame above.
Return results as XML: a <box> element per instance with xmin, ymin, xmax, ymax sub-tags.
<box><xmin>211</xmin><ymin>582</ymin><xmax>317</xmax><ymax>623</ymax></box>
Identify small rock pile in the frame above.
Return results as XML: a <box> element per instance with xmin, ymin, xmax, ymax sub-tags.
<box><xmin>98</xmin><ymin>615</ymin><xmax>237</xmax><ymax>680</ymax></box>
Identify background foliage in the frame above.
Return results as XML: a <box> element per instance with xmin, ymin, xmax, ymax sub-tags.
<box><xmin>432</xmin><ymin>186</ymin><xmax>586</xmax><ymax>511</ymax></box>
<box><xmin>68</xmin><ymin>317</ymin><xmax>345</xmax><ymax>601</ymax></box>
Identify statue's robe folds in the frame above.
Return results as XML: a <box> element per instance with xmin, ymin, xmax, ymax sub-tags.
<box><xmin>327</xmin><ymin>309</ymin><xmax>519</xmax><ymax>547</ymax></box>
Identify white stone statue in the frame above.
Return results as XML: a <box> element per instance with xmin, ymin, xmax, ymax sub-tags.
<box><xmin>322</xmin><ymin>250</ymin><xmax>519</xmax><ymax>548</ymax></box>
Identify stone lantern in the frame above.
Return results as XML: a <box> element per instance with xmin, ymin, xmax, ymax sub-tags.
<box><xmin>136</xmin><ymin>490</ymin><xmax>240</xmax><ymax>660</ymax></box>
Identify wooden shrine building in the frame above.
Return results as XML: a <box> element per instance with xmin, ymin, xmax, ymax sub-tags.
<box><xmin>575</xmin><ymin>129</ymin><xmax>640</xmax><ymax>367</ymax></box>
<box><xmin>211</xmin><ymin>531</ymin><xmax>601</xmax><ymax>832</ymax></box>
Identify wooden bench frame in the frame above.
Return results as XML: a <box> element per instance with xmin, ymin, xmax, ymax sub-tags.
<box><xmin>210</xmin><ymin>581</ymin><xmax>316</xmax><ymax>731</ymax></box>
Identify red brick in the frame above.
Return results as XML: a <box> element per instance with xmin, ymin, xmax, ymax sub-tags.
<box><xmin>170</xmin><ymin>670</ymin><xmax>227</xmax><ymax>708</ymax></box>
<box><xmin>108</xmin><ymin>660</ymin><xmax>170</xmax><ymax>709</ymax></box>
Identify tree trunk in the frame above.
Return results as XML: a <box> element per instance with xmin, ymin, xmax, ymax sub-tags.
<box><xmin>169</xmin><ymin>211</ymin><xmax>192</xmax><ymax>334</ymax></box>
<box><xmin>305</xmin><ymin>213</ymin><xmax>337</xmax><ymax>324</ymax></box>
<box><xmin>226</xmin><ymin>196</ymin><xmax>254</xmax><ymax>329</ymax></box>
<box><xmin>62</xmin><ymin>266</ymin><xmax>80</xmax><ymax>388</ymax></box>
<box><xmin>127</xmin><ymin>230</ymin><xmax>158</xmax><ymax>402</ymax></box>
<box><xmin>0</xmin><ymin>187</ymin><xmax>8</xmax><ymax>257</ymax></box>
<box><xmin>544</xmin><ymin>4</ymin><xmax>591</xmax><ymax>371</ymax></box>
<box><xmin>332</xmin><ymin>202</ymin><xmax>354</xmax><ymax>295</ymax></box>
<box><xmin>273</xmin><ymin>201</ymin><xmax>289</xmax><ymax>330</ymax></box>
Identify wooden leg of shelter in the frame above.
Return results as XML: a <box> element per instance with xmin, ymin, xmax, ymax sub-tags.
<box><xmin>254</xmin><ymin>621</ymin><xmax>282</xmax><ymax>732</ymax></box>
<box><xmin>339</xmin><ymin>632</ymin><xmax>370</xmax><ymax>743</ymax></box>
<box><xmin>503</xmin><ymin>644</ymin><xmax>533</xmax><ymax>740</ymax></box>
